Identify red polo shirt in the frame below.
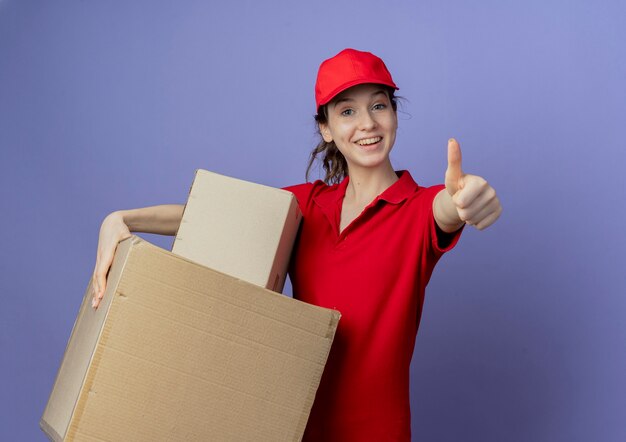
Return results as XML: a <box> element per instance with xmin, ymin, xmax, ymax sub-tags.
<box><xmin>284</xmin><ymin>171</ymin><xmax>462</xmax><ymax>442</ymax></box>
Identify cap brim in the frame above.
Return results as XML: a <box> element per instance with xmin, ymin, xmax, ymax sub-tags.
<box><xmin>318</xmin><ymin>78</ymin><xmax>399</xmax><ymax>108</ymax></box>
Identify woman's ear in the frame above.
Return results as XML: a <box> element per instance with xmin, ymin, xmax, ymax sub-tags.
<box><xmin>319</xmin><ymin>123</ymin><xmax>333</xmax><ymax>143</ymax></box>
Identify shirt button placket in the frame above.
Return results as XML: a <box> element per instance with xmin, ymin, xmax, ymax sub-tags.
<box><xmin>335</xmin><ymin>233</ymin><xmax>348</xmax><ymax>250</ymax></box>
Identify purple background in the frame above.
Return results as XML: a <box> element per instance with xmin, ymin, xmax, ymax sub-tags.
<box><xmin>1</xmin><ymin>1</ymin><xmax>625</xmax><ymax>440</ymax></box>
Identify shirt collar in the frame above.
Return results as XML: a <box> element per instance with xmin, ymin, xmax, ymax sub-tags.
<box><xmin>377</xmin><ymin>170</ymin><xmax>419</xmax><ymax>204</ymax></box>
<box><xmin>314</xmin><ymin>170</ymin><xmax>419</xmax><ymax>209</ymax></box>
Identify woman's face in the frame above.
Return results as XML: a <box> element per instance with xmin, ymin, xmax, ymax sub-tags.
<box><xmin>319</xmin><ymin>83</ymin><xmax>398</xmax><ymax>172</ymax></box>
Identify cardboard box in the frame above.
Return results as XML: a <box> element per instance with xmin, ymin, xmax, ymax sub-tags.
<box><xmin>41</xmin><ymin>236</ymin><xmax>340</xmax><ymax>441</ymax></box>
<box><xmin>172</xmin><ymin>170</ymin><xmax>301</xmax><ymax>292</ymax></box>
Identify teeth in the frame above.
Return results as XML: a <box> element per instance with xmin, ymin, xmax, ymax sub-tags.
<box><xmin>356</xmin><ymin>137</ymin><xmax>381</xmax><ymax>146</ymax></box>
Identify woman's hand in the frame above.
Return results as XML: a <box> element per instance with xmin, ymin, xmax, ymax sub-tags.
<box><xmin>434</xmin><ymin>138</ymin><xmax>502</xmax><ymax>232</ymax></box>
<box><xmin>92</xmin><ymin>212</ymin><xmax>131</xmax><ymax>309</ymax></box>
<box><xmin>90</xmin><ymin>204</ymin><xmax>185</xmax><ymax>309</ymax></box>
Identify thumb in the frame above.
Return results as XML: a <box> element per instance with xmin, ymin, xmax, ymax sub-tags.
<box><xmin>445</xmin><ymin>138</ymin><xmax>464</xmax><ymax>195</ymax></box>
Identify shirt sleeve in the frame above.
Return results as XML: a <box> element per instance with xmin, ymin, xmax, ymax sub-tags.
<box><xmin>282</xmin><ymin>182</ymin><xmax>316</xmax><ymax>217</ymax></box>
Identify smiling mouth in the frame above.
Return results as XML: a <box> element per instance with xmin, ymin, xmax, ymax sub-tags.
<box><xmin>355</xmin><ymin>136</ymin><xmax>382</xmax><ymax>146</ymax></box>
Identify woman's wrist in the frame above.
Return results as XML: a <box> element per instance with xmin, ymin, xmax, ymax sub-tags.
<box><xmin>433</xmin><ymin>190</ymin><xmax>464</xmax><ymax>233</ymax></box>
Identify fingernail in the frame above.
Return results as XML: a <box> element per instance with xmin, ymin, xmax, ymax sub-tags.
<box><xmin>92</xmin><ymin>298</ymin><xmax>97</xmax><ymax>308</ymax></box>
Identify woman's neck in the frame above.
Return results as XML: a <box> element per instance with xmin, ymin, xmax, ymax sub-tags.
<box><xmin>345</xmin><ymin>162</ymin><xmax>398</xmax><ymax>205</ymax></box>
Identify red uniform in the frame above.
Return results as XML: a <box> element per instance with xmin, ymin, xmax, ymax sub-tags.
<box><xmin>284</xmin><ymin>171</ymin><xmax>462</xmax><ymax>441</ymax></box>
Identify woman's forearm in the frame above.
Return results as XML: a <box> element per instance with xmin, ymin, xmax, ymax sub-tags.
<box><xmin>117</xmin><ymin>204</ymin><xmax>185</xmax><ymax>236</ymax></box>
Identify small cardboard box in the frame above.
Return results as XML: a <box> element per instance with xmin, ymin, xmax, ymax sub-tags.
<box><xmin>41</xmin><ymin>236</ymin><xmax>340</xmax><ymax>441</ymax></box>
<box><xmin>172</xmin><ymin>170</ymin><xmax>301</xmax><ymax>292</ymax></box>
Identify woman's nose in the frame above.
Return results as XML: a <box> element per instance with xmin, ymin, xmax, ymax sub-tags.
<box><xmin>358</xmin><ymin>111</ymin><xmax>377</xmax><ymax>130</ymax></box>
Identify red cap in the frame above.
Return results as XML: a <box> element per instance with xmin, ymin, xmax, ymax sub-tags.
<box><xmin>315</xmin><ymin>48</ymin><xmax>398</xmax><ymax>110</ymax></box>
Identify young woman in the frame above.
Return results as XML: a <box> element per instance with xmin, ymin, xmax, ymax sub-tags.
<box><xmin>91</xmin><ymin>48</ymin><xmax>501</xmax><ymax>441</ymax></box>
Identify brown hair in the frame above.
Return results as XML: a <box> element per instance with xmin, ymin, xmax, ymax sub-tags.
<box><xmin>305</xmin><ymin>87</ymin><xmax>398</xmax><ymax>185</ymax></box>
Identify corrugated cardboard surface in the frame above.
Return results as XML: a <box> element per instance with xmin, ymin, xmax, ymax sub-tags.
<box><xmin>40</xmin><ymin>239</ymin><xmax>134</xmax><ymax>442</ymax></box>
<box><xmin>41</xmin><ymin>236</ymin><xmax>340</xmax><ymax>441</ymax></box>
<box><xmin>172</xmin><ymin>170</ymin><xmax>301</xmax><ymax>292</ymax></box>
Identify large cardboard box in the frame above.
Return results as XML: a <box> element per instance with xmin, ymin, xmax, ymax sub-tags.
<box><xmin>172</xmin><ymin>170</ymin><xmax>301</xmax><ymax>292</ymax></box>
<box><xmin>41</xmin><ymin>236</ymin><xmax>340</xmax><ymax>441</ymax></box>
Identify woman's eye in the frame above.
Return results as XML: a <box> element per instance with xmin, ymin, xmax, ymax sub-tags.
<box><xmin>341</xmin><ymin>109</ymin><xmax>354</xmax><ymax>116</ymax></box>
<box><xmin>372</xmin><ymin>103</ymin><xmax>386</xmax><ymax>110</ymax></box>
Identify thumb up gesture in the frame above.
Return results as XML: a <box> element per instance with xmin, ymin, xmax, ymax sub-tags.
<box><xmin>434</xmin><ymin>138</ymin><xmax>502</xmax><ymax>231</ymax></box>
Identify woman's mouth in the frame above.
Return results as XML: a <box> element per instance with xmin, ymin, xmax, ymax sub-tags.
<box><xmin>355</xmin><ymin>136</ymin><xmax>382</xmax><ymax>148</ymax></box>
